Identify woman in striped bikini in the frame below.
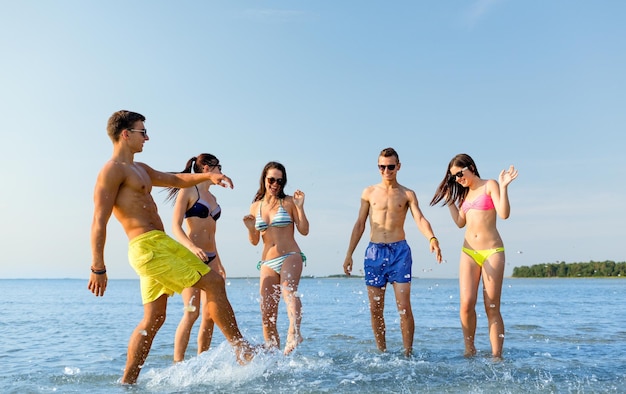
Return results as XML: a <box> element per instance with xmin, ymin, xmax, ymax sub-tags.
<box><xmin>430</xmin><ymin>153</ymin><xmax>518</xmax><ymax>359</ymax></box>
<box><xmin>243</xmin><ymin>161</ymin><xmax>309</xmax><ymax>354</ymax></box>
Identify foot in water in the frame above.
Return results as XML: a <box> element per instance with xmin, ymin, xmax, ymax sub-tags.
<box><xmin>464</xmin><ymin>347</ymin><xmax>477</xmax><ymax>358</ymax></box>
<box><xmin>283</xmin><ymin>334</ymin><xmax>303</xmax><ymax>355</ymax></box>
<box><xmin>234</xmin><ymin>341</ymin><xmax>262</xmax><ymax>365</ymax></box>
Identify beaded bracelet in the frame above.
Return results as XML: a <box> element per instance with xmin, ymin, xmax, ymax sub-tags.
<box><xmin>91</xmin><ymin>267</ymin><xmax>107</xmax><ymax>275</ymax></box>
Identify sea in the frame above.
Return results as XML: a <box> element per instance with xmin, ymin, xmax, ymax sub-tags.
<box><xmin>1</xmin><ymin>277</ymin><xmax>624</xmax><ymax>393</ymax></box>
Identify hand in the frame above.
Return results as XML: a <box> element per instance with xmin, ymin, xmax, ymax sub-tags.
<box><xmin>343</xmin><ymin>256</ymin><xmax>353</xmax><ymax>276</ymax></box>
<box><xmin>88</xmin><ymin>272</ymin><xmax>108</xmax><ymax>297</ymax></box>
<box><xmin>242</xmin><ymin>214</ymin><xmax>256</xmax><ymax>230</ymax></box>
<box><xmin>430</xmin><ymin>239</ymin><xmax>443</xmax><ymax>263</ymax></box>
<box><xmin>293</xmin><ymin>190</ymin><xmax>305</xmax><ymax>208</ymax></box>
<box><xmin>189</xmin><ymin>244</ymin><xmax>207</xmax><ymax>262</ymax></box>
<box><xmin>210</xmin><ymin>173</ymin><xmax>234</xmax><ymax>189</ymax></box>
<box><xmin>499</xmin><ymin>165</ymin><xmax>518</xmax><ymax>187</ymax></box>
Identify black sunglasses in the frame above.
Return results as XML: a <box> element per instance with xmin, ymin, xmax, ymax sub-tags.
<box><xmin>450</xmin><ymin>167</ymin><xmax>469</xmax><ymax>179</ymax></box>
<box><xmin>129</xmin><ymin>128</ymin><xmax>148</xmax><ymax>138</ymax></box>
<box><xmin>267</xmin><ymin>177</ymin><xmax>284</xmax><ymax>186</ymax></box>
<box><xmin>378</xmin><ymin>164</ymin><xmax>396</xmax><ymax>171</ymax></box>
<box><xmin>209</xmin><ymin>164</ymin><xmax>222</xmax><ymax>171</ymax></box>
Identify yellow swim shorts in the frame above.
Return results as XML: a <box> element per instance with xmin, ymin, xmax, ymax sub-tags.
<box><xmin>128</xmin><ymin>230</ymin><xmax>210</xmax><ymax>304</ymax></box>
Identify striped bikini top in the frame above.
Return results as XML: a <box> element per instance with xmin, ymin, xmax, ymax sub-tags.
<box><xmin>255</xmin><ymin>199</ymin><xmax>293</xmax><ymax>232</ymax></box>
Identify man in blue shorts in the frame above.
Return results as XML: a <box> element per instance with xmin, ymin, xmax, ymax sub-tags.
<box><xmin>88</xmin><ymin>110</ymin><xmax>257</xmax><ymax>384</ymax></box>
<box><xmin>343</xmin><ymin>147</ymin><xmax>442</xmax><ymax>356</ymax></box>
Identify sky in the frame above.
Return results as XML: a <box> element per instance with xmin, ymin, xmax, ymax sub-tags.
<box><xmin>0</xmin><ymin>1</ymin><xmax>624</xmax><ymax>280</ymax></box>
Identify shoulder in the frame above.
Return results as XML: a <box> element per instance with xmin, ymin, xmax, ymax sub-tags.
<box><xmin>361</xmin><ymin>184</ymin><xmax>377</xmax><ymax>198</ymax></box>
<box><xmin>250</xmin><ymin>200</ymin><xmax>261</xmax><ymax>212</ymax></box>
<box><xmin>178</xmin><ymin>184</ymin><xmax>195</xmax><ymax>199</ymax></box>
<box><xmin>396</xmin><ymin>183</ymin><xmax>417</xmax><ymax>199</ymax></box>
<box><xmin>397</xmin><ymin>183</ymin><xmax>414</xmax><ymax>193</ymax></box>
<box><xmin>283</xmin><ymin>196</ymin><xmax>300</xmax><ymax>211</ymax></box>
<box><xmin>97</xmin><ymin>160</ymin><xmax>129</xmax><ymax>183</ymax></box>
<box><xmin>484</xmin><ymin>179</ymin><xmax>498</xmax><ymax>193</ymax></box>
<box><xmin>100</xmin><ymin>159</ymin><xmax>126</xmax><ymax>172</ymax></box>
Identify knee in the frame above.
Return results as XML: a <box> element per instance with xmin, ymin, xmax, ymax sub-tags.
<box><xmin>182</xmin><ymin>309</ymin><xmax>200</xmax><ymax>323</ymax></box>
<box><xmin>459</xmin><ymin>300</ymin><xmax>476</xmax><ymax>316</ymax></box>
<box><xmin>144</xmin><ymin>311</ymin><xmax>167</xmax><ymax>332</ymax></box>
<box><xmin>396</xmin><ymin>304</ymin><xmax>413</xmax><ymax>319</ymax></box>
<box><xmin>155</xmin><ymin>315</ymin><xmax>166</xmax><ymax>330</ymax></box>
<box><xmin>281</xmin><ymin>284</ymin><xmax>299</xmax><ymax>300</ymax></box>
<box><xmin>369</xmin><ymin>303</ymin><xmax>383</xmax><ymax>316</ymax></box>
<box><xmin>281</xmin><ymin>282</ymin><xmax>297</xmax><ymax>293</ymax></box>
<box><xmin>484</xmin><ymin>303</ymin><xmax>501</xmax><ymax>319</ymax></box>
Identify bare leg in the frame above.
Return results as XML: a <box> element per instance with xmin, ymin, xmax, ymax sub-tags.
<box><xmin>459</xmin><ymin>252</ymin><xmax>481</xmax><ymax>357</ymax></box>
<box><xmin>122</xmin><ymin>294</ymin><xmax>168</xmax><ymax>384</ymax></box>
<box><xmin>482</xmin><ymin>252</ymin><xmax>506</xmax><ymax>358</ymax></box>
<box><xmin>392</xmin><ymin>282</ymin><xmax>414</xmax><ymax>356</ymax></box>
<box><xmin>174</xmin><ymin>287</ymin><xmax>201</xmax><ymax>362</ymax></box>
<box><xmin>197</xmin><ymin>257</ymin><xmax>224</xmax><ymax>355</ymax></box>
<box><xmin>259</xmin><ymin>266</ymin><xmax>281</xmax><ymax>350</ymax></box>
<box><xmin>281</xmin><ymin>254</ymin><xmax>304</xmax><ymax>355</ymax></box>
<box><xmin>197</xmin><ymin>288</ymin><xmax>215</xmax><ymax>355</ymax></box>
<box><xmin>367</xmin><ymin>285</ymin><xmax>387</xmax><ymax>352</ymax></box>
<box><xmin>193</xmin><ymin>270</ymin><xmax>256</xmax><ymax>364</ymax></box>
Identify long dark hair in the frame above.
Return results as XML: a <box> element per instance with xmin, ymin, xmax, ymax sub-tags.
<box><xmin>165</xmin><ymin>153</ymin><xmax>219</xmax><ymax>204</ymax></box>
<box><xmin>429</xmin><ymin>153</ymin><xmax>480</xmax><ymax>207</ymax></box>
<box><xmin>253</xmin><ymin>161</ymin><xmax>287</xmax><ymax>202</ymax></box>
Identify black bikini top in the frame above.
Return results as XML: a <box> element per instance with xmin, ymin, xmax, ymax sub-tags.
<box><xmin>184</xmin><ymin>186</ymin><xmax>221</xmax><ymax>221</ymax></box>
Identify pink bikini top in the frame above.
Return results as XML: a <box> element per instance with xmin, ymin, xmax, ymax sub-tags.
<box><xmin>461</xmin><ymin>185</ymin><xmax>495</xmax><ymax>213</ymax></box>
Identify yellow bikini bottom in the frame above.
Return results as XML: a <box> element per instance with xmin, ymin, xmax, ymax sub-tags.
<box><xmin>462</xmin><ymin>247</ymin><xmax>505</xmax><ymax>267</ymax></box>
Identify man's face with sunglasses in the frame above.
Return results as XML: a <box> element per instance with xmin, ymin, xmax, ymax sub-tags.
<box><xmin>378</xmin><ymin>156</ymin><xmax>399</xmax><ymax>178</ymax></box>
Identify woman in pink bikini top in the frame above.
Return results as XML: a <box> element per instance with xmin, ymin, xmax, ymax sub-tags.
<box><xmin>430</xmin><ymin>153</ymin><xmax>518</xmax><ymax>360</ymax></box>
<box><xmin>460</xmin><ymin>184</ymin><xmax>495</xmax><ymax>214</ymax></box>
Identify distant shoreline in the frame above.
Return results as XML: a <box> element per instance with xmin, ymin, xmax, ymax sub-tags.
<box><xmin>512</xmin><ymin>260</ymin><xmax>625</xmax><ymax>278</ymax></box>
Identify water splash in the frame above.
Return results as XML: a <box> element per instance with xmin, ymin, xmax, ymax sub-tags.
<box><xmin>183</xmin><ymin>295</ymin><xmax>197</xmax><ymax>312</ymax></box>
<box><xmin>63</xmin><ymin>367</ymin><xmax>80</xmax><ymax>375</ymax></box>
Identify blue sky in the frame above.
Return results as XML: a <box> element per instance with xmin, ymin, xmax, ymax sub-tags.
<box><xmin>0</xmin><ymin>1</ymin><xmax>624</xmax><ymax>280</ymax></box>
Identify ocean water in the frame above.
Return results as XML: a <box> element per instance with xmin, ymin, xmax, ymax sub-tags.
<box><xmin>1</xmin><ymin>277</ymin><xmax>624</xmax><ymax>393</ymax></box>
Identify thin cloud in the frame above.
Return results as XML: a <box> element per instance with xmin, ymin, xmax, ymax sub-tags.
<box><xmin>465</xmin><ymin>0</ymin><xmax>503</xmax><ymax>28</ymax></box>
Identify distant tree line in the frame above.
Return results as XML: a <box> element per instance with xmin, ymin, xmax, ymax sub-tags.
<box><xmin>512</xmin><ymin>260</ymin><xmax>626</xmax><ymax>278</ymax></box>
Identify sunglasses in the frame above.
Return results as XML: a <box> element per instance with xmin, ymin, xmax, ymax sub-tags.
<box><xmin>451</xmin><ymin>167</ymin><xmax>469</xmax><ymax>179</ymax></box>
<box><xmin>378</xmin><ymin>164</ymin><xmax>396</xmax><ymax>171</ymax></box>
<box><xmin>266</xmin><ymin>177</ymin><xmax>284</xmax><ymax>186</ymax></box>
<box><xmin>129</xmin><ymin>128</ymin><xmax>148</xmax><ymax>138</ymax></box>
<box><xmin>209</xmin><ymin>164</ymin><xmax>222</xmax><ymax>171</ymax></box>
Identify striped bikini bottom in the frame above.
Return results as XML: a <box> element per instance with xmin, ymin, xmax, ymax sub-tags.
<box><xmin>257</xmin><ymin>252</ymin><xmax>307</xmax><ymax>274</ymax></box>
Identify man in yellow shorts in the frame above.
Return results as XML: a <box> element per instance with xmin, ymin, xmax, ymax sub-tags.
<box><xmin>88</xmin><ymin>110</ymin><xmax>257</xmax><ymax>384</ymax></box>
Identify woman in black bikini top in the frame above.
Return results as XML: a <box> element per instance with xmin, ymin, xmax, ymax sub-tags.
<box><xmin>165</xmin><ymin>153</ymin><xmax>228</xmax><ymax>362</ymax></box>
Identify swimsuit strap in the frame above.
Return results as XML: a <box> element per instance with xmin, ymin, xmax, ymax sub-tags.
<box><xmin>192</xmin><ymin>185</ymin><xmax>201</xmax><ymax>206</ymax></box>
